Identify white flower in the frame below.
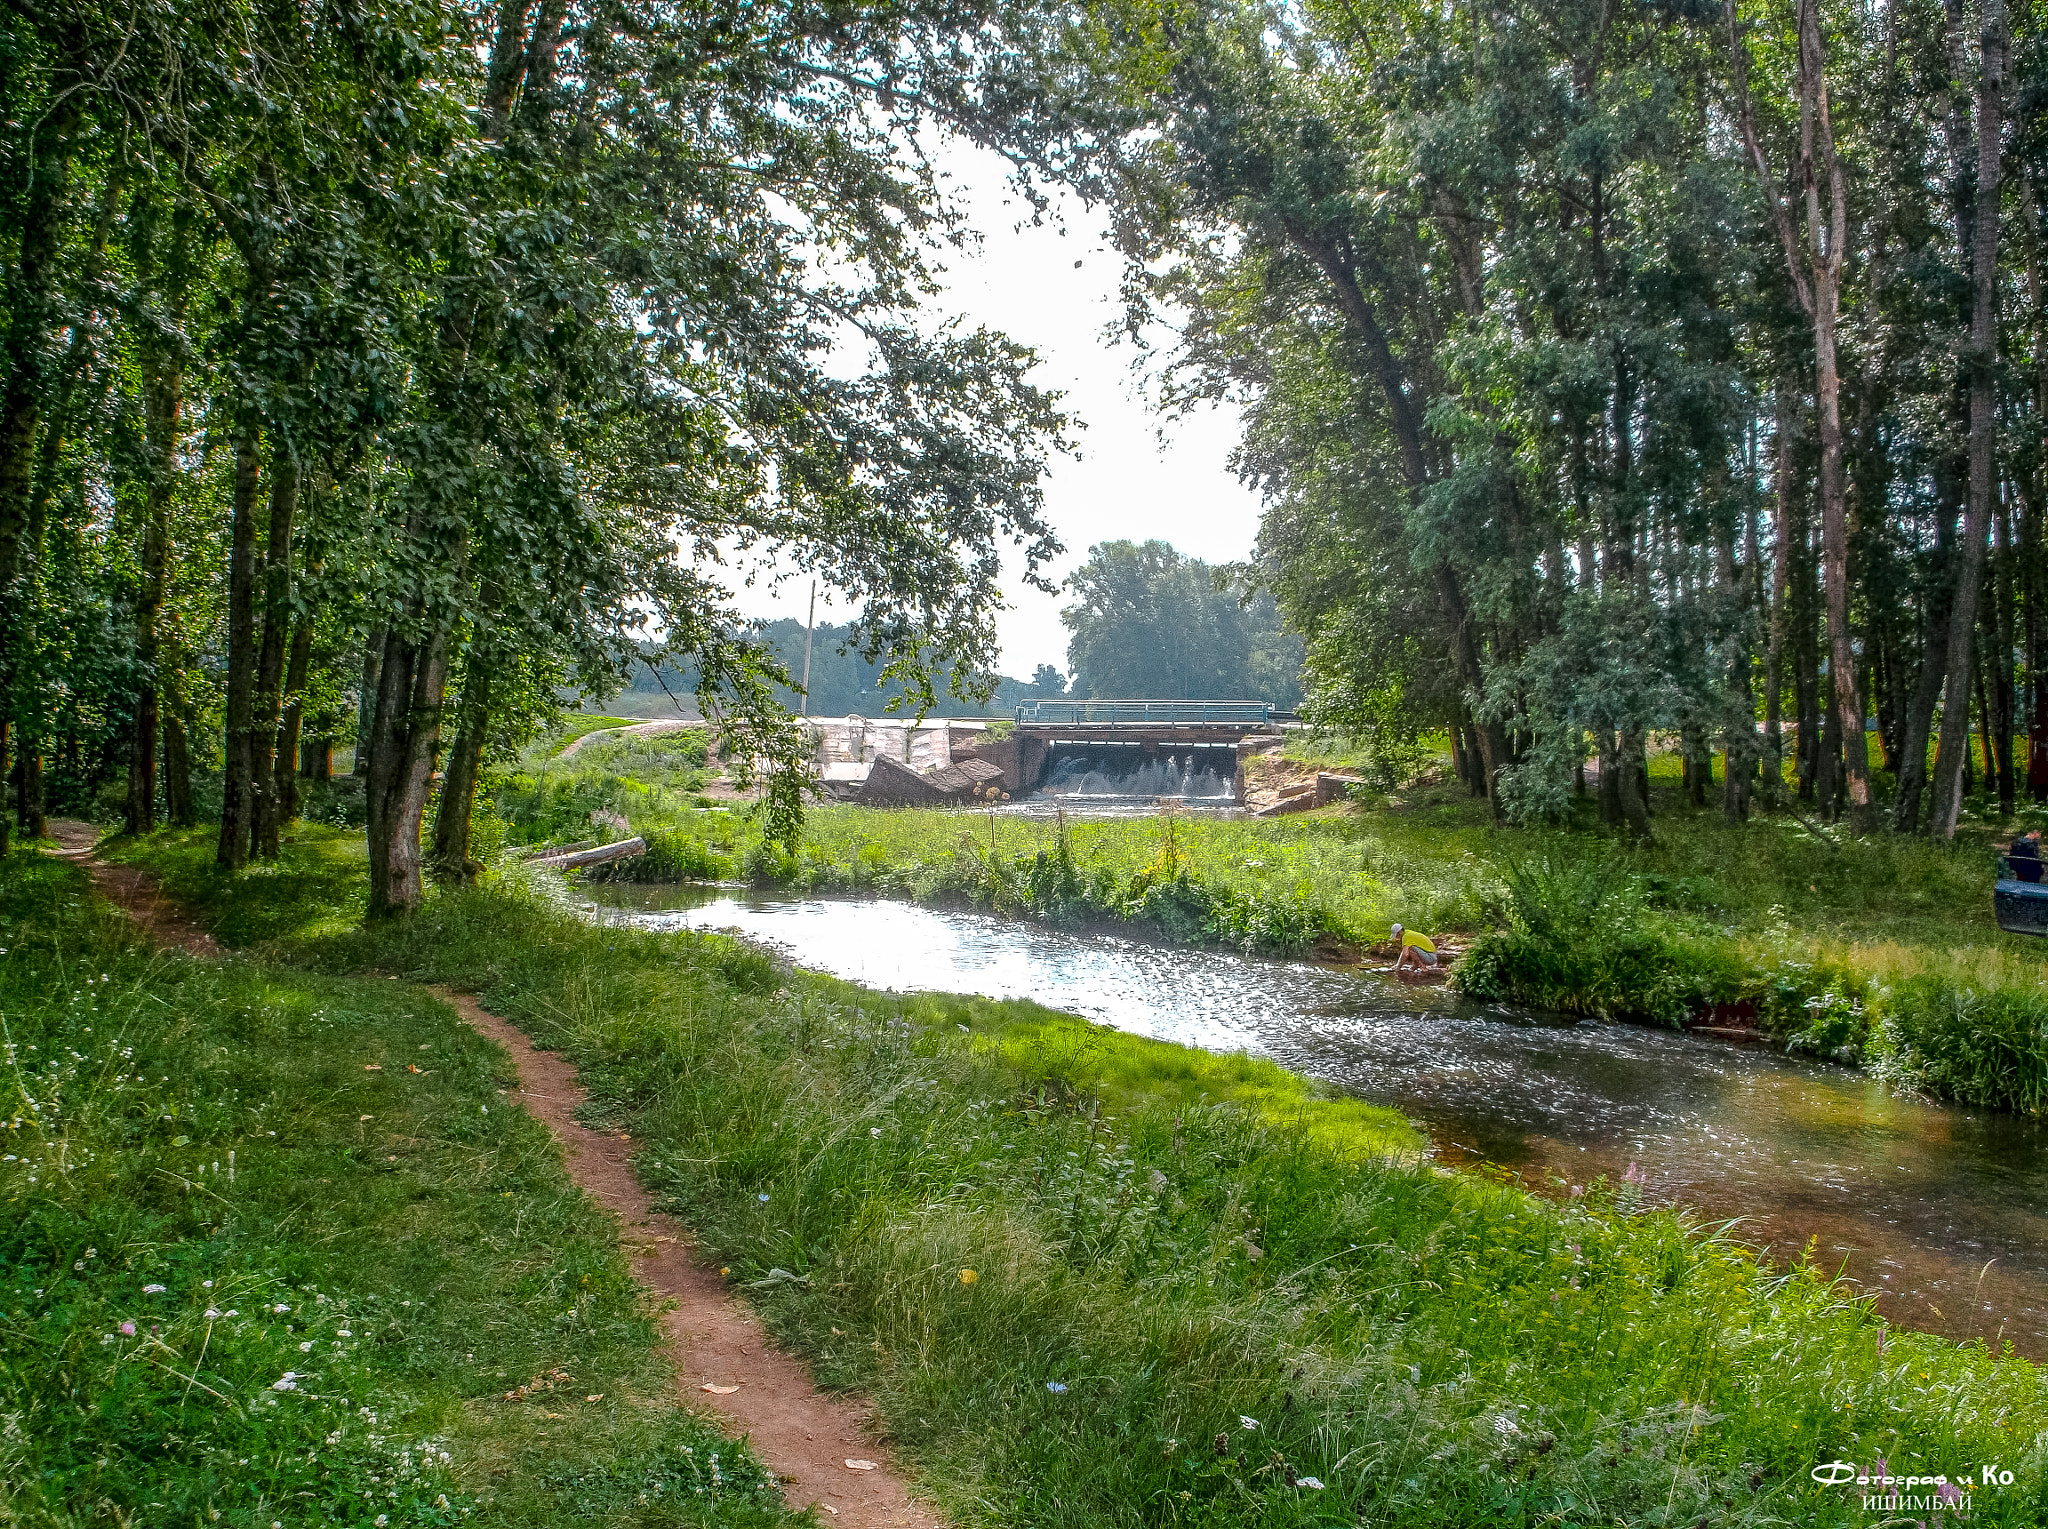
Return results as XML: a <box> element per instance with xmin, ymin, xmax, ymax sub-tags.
<box><xmin>1296</xmin><ymin>1476</ymin><xmax>1325</xmax><ymax>1490</ymax></box>
<box><xmin>142</xmin><ymin>1283</ymin><xmax>166</xmax><ymax>1294</ymax></box>
<box><xmin>374</xmin><ymin>1516</ymin><xmax>388</xmax><ymax>1526</ymax></box>
<box><xmin>299</xmin><ymin>1341</ymin><xmax>314</xmax><ymax>1352</ymax></box>
<box><xmin>337</xmin><ymin>1328</ymin><xmax>351</xmax><ymax>1337</ymax></box>
<box><xmin>201</xmin><ymin>1280</ymin><xmax>213</xmax><ymax>1288</ymax></box>
<box><xmin>271</xmin><ymin>1373</ymin><xmax>300</xmax><ymax>1392</ymax></box>
<box><xmin>1238</xmin><ymin>1415</ymin><xmax>1260</xmax><ymax>1431</ymax></box>
<box><xmin>204</xmin><ymin>1308</ymin><xmax>221</xmax><ymax>1320</ymax></box>
<box><xmin>273</xmin><ymin>1303</ymin><xmax>291</xmax><ymax>1313</ymax></box>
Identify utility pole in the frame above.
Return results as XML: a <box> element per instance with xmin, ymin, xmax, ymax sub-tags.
<box><xmin>800</xmin><ymin>580</ymin><xmax>815</xmax><ymax>717</ymax></box>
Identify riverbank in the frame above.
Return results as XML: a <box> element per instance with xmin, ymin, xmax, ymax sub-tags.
<box><xmin>80</xmin><ymin>826</ymin><xmax>2048</xmax><ymax>1525</ymax></box>
<box><xmin>492</xmin><ymin>747</ymin><xmax>2048</xmax><ymax>1112</ymax></box>
<box><xmin>0</xmin><ymin>848</ymin><xmax>803</xmax><ymax>1529</ymax></box>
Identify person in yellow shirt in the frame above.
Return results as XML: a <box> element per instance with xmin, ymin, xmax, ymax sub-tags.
<box><xmin>1389</xmin><ymin>923</ymin><xmax>1439</xmax><ymax>974</ymax></box>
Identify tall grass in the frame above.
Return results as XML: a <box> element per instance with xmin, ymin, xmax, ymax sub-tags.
<box><xmin>287</xmin><ymin>870</ymin><xmax>2048</xmax><ymax>1529</ymax></box>
<box><xmin>0</xmin><ymin>849</ymin><xmax>800</xmax><ymax>1529</ymax></box>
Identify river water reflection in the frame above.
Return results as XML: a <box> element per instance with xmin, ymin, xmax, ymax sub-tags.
<box><xmin>583</xmin><ymin>881</ymin><xmax>2048</xmax><ymax>1356</ymax></box>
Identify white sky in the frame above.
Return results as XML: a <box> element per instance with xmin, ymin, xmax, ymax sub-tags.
<box><xmin>735</xmin><ymin>136</ymin><xmax>1266</xmax><ymax>679</ymax></box>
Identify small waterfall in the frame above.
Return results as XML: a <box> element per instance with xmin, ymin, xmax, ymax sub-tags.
<box><xmin>1034</xmin><ymin>742</ymin><xmax>1237</xmax><ymax>802</ymax></box>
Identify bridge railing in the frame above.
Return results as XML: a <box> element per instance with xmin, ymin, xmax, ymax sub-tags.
<box><xmin>1013</xmin><ymin>699</ymin><xmax>1272</xmax><ymax>726</ymax></box>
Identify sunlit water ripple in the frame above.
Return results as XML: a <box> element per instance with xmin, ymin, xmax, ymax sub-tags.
<box><xmin>581</xmin><ymin>882</ymin><xmax>2048</xmax><ymax>1357</ymax></box>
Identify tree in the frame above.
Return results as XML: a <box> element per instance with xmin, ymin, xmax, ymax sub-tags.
<box><xmin>1061</xmin><ymin>539</ymin><xmax>1301</xmax><ymax>703</ymax></box>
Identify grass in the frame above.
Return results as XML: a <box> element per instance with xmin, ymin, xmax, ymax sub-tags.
<box><xmin>0</xmin><ymin>848</ymin><xmax>802</xmax><ymax>1529</ymax></box>
<box><xmin>95</xmin><ymin>826</ymin><xmax>2048</xmax><ymax>1526</ymax></box>
<box><xmin>485</xmin><ymin>734</ymin><xmax>2048</xmax><ymax>1111</ymax></box>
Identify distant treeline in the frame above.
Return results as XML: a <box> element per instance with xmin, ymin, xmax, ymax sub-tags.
<box><xmin>605</xmin><ymin>621</ymin><xmax>1067</xmax><ymax>719</ymax></box>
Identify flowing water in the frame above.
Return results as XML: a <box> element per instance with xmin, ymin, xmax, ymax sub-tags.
<box><xmin>583</xmin><ymin>882</ymin><xmax>2048</xmax><ymax>1356</ymax></box>
<box><xmin>1034</xmin><ymin>741</ymin><xmax>1238</xmax><ymax>804</ymax></box>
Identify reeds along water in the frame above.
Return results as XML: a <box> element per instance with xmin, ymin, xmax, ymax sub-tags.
<box><xmin>1035</xmin><ymin>742</ymin><xmax>1237</xmax><ymax>801</ymax></box>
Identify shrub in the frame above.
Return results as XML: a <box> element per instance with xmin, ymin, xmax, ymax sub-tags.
<box><xmin>1872</xmin><ymin>976</ymin><xmax>2048</xmax><ymax>1115</ymax></box>
<box><xmin>590</xmin><ymin>826</ymin><xmax>737</xmax><ymax>882</ymax></box>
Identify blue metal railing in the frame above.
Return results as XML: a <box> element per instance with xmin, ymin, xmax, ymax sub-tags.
<box><xmin>1013</xmin><ymin>699</ymin><xmax>1273</xmax><ymax>726</ymax></box>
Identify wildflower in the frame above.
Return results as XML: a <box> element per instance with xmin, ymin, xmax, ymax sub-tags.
<box><xmin>869</xmin><ymin>1127</ymin><xmax>882</xmax><ymax>1138</ymax></box>
<box><xmin>375</xmin><ymin>1517</ymin><xmax>389</xmax><ymax>1527</ymax></box>
<box><xmin>300</xmin><ymin>1341</ymin><xmax>314</xmax><ymax>1352</ymax></box>
<box><xmin>201</xmin><ymin>1280</ymin><xmax>213</xmax><ymax>1288</ymax></box>
<box><xmin>1238</xmin><ymin>1415</ymin><xmax>1260</xmax><ymax>1431</ymax></box>
<box><xmin>119</xmin><ymin>1321</ymin><xmax>135</xmax><ymax>1336</ymax></box>
<box><xmin>958</xmin><ymin>1270</ymin><xmax>978</xmax><ymax>1285</ymax></box>
<box><xmin>143</xmin><ymin>1284</ymin><xmax>166</xmax><ymax>1295</ymax></box>
<box><xmin>1296</xmin><ymin>1477</ymin><xmax>1325</xmax><ymax>1490</ymax></box>
<box><xmin>1621</xmin><ymin>1162</ymin><xmax>1645</xmax><ymax>1185</ymax></box>
<box><xmin>273</xmin><ymin>1304</ymin><xmax>291</xmax><ymax>1314</ymax></box>
<box><xmin>204</xmin><ymin>1308</ymin><xmax>221</xmax><ymax>1320</ymax></box>
<box><xmin>1045</xmin><ymin>1382</ymin><xmax>1067</xmax><ymax>1394</ymax></box>
<box><xmin>757</xmin><ymin>1193</ymin><xmax>770</xmax><ymax>1203</ymax></box>
<box><xmin>272</xmin><ymin>1373</ymin><xmax>300</xmax><ymax>1392</ymax></box>
<box><xmin>337</xmin><ymin>1328</ymin><xmax>351</xmax><ymax>1337</ymax></box>
<box><xmin>1568</xmin><ymin>1184</ymin><xmax>1584</xmax><ymax>1198</ymax></box>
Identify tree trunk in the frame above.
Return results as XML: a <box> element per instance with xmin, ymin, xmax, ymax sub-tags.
<box><xmin>126</xmin><ymin>339</ymin><xmax>183</xmax><ymax>836</ymax></box>
<box><xmin>15</xmin><ymin>749</ymin><xmax>44</xmax><ymax>839</ymax></box>
<box><xmin>276</xmin><ymin>603</ymin><xmax>315</xmax><ymax>828</ymax></box>
<box><xmin>431</xmin><ymin>663</ymin><xmax>493</xmax><ymax>883</ymax></box>
<box><xmin>2022</xmin><ymin>176</ymin><xmax>2047</xmax><ymax>802</ymax></box>
<box><xmin>250</xmin><ymin>455</ymin><xmax>302</xmax><ymax>860</ymax></box>
<box><xmin>1435</xmin><ymin>561</ymin><xmax>1506</xmax><ymax>821</ymax></box>
<box><xmin>366</xmin><ymin>619</ymin><xmax>456</xmax><ymax>918</ymax></box>
<box><xmin>1816</xmin><ymin>656</ymin><xmax>1842</xmax><ymax>816</ymax></box>
<box><xmin>1814</xmin><ymin>262</ymin><xmax>1871</xmax><ymax>830</ymax></box>
<box><xmin>1616</xmin><ymin>727</ymin><xmax>1652</xmax><ymax>839</ymax></box>
<box><xmin>1764</xmin><ymin>378</ymin><xmax>1796</xmax><ymax>804</ymax></box>
<box><xmin>217</xmin><ymin>426</ymin><xmax>264</xmax><ymax>868</ymax></box>
<box><xmin>1975</xmin><ymin>640</ymin><xmax>1995</xmax><ymax>809</ymax></box>
<box><xmin>1598</xmin><ymin>728</ymin><xmax>1622</xmax><ymax>827</ymax></box>
<box><xmin>0</xmin><ymin>86</ymin><xmax>83</xmax><ymax>847</ymax></box>
<box><xmin>355</xmin><ymin>627</ymin><xmax>386</xmax><ymax>777</ymax></box>
<box><xmin>163</xmin><ymin>708</ymin><xmax>195</xmax><ymax>827</ymax></box>
<box><xmin>1930</xmin><ymin>0</ymin><xmax>2005</xmax><ymax>838</ymax></box>
<box><xmin>1731</xmin><ymin>0</ymin><xmax>1868</xmax><ymax>827</ymax></box>
<box><xmin>1994</xmin><ymin>496</ymin><xmax>2017</xmax><ymax>817</ymax></box>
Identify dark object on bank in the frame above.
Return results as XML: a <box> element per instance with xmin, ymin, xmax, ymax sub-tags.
<box><xmin>1995</xmin><ymin>834</ymin><xmax>2048</xmax><ymax>936</ymax></box>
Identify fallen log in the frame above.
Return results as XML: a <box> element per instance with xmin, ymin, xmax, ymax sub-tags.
<box><xmin>521</xmin><ymin>839</ymin><xmax>595</xmax><ymax>860</ymax></box>
<box><xmin>531</xmin><ymin>836</ymin><xmax>646</xmax><ymax>870</ymax></box>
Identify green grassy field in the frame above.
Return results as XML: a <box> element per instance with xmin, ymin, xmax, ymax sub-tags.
<box><xmin>75</xmin><ymin>827</ymin><xmax>2048</xmax><ymax>1527</ymax></box>
<box><xmin>0</xmin><ymin>849</ymin><xmax>802</xmax><ymax>1529</ymax></box>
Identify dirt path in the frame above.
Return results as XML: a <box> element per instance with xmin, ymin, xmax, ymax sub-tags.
<box><xmin>555</xmin><ymin>718</ymin><xmax>699</xmax><ymax>759</ymax></box>
<box><xmin>53</xmin><ymin>828</ymin><xmax>940</xmax><ymax>1528</ymax></box>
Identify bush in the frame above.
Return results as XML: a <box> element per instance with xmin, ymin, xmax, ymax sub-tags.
<box><xmin>1873</xmin><ymin>976</ymin><xmax>2048</xmax><ymax>1115</ymax></box>
<box><xmin>1452</xmin><ymin>926</ymin><xmax>1740</xmax><ymax>1026</ymax></box>
<box><xmin>588</xmin><ymin>826</ymin><xmax>738</xmax><ymax>882</ymax></box>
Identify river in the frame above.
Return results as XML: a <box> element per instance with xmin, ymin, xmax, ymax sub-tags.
<box><xmin>582</xmin><ymin>881</ymin><xmax>2048</xmax><ymax>1357</ymax></box>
